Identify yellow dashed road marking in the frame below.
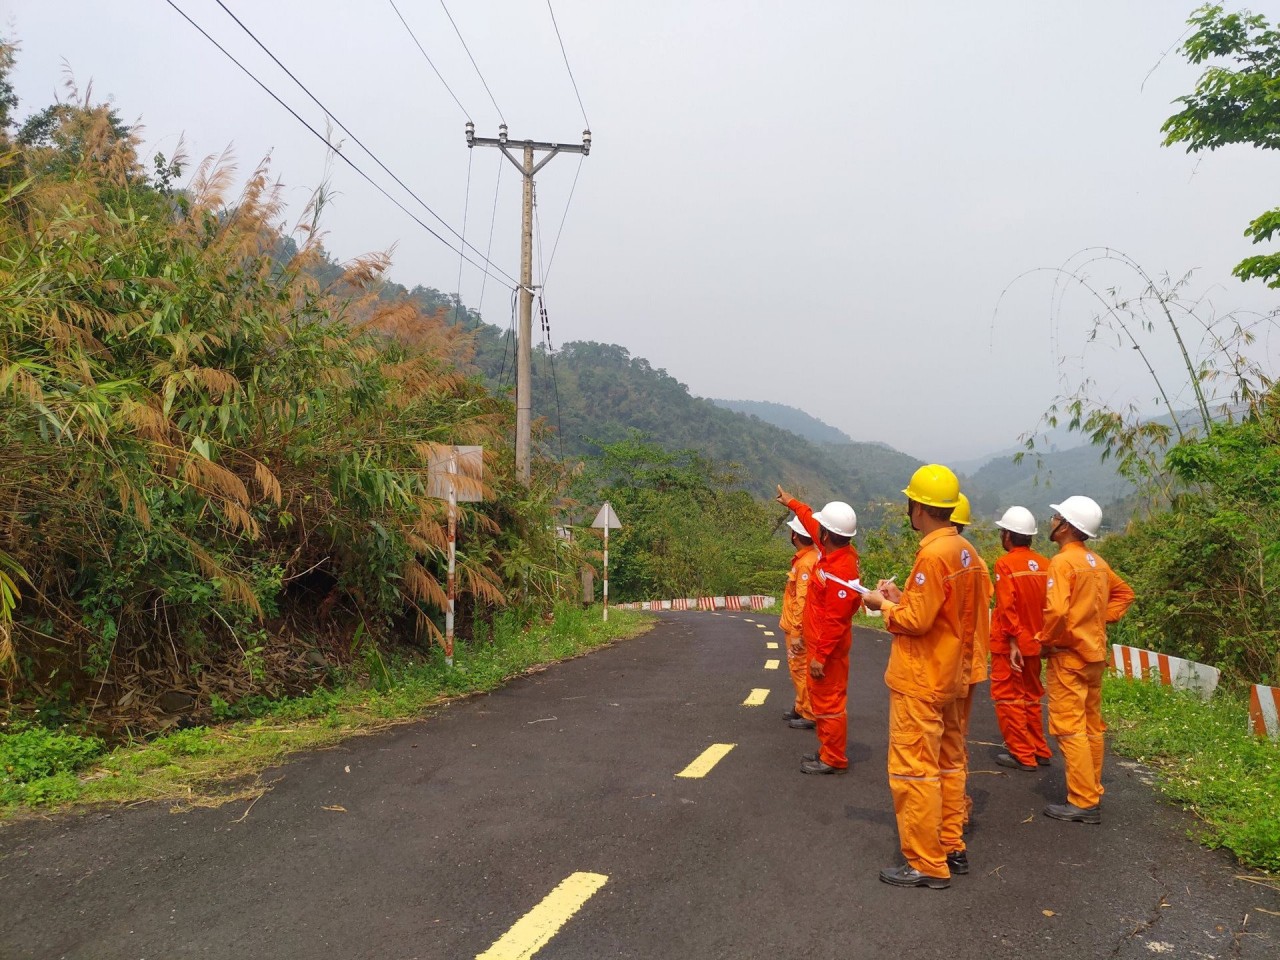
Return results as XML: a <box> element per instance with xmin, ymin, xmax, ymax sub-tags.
<box><xmin>766</xmin><ymin>642</ymin><xmax>779</xmax><ymax>650</ymax></box>
<box><xmin>676</xmin><ymin>743</ymin><xmax>736</xmax><ymax>778</ymax></box>
<box><xmin>476</xmin><ymin>872</ymin><xmax>609</xmax><ymax>960</ymax></box>
<box><xmin>764</xmin><ymin>659</ymin><xmax>780</xmax><ymax>670</ymax></box>
<box><xmin>754</xmin><ymin>624</ymin><xmax>765</xmax><ymax>629</ymax></box>
<box><xmin>763</xmin><ymin>631</ymin><xmax>775</xmax><ymax>636</ymax></box>
<box><xmin>743</xmin><ymin>688</ymin><xmax>770</xmax><ymax>706</ymax></box>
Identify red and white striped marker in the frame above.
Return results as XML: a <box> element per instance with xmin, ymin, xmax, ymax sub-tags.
<box><xmin>725</xmin><ymin>596</ymin><xmax>742</xmax><ymax>611</ymax></box>
<box><xmin>1110</xmin><ymin>643</ymin><xmax>1221</xmax><ymax>700</ymax></box>
<box><xmin>1249</xmin><ymin>684</ymin><xmax>1280</xmax><ymax>740</ymax></box>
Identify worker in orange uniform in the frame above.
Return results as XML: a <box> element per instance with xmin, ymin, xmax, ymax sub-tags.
<box><xmin>989</xmin><ymin>506</ymin><xmax>1052</xmax><ymax>771</ymax></box>
<box><xmin>774</xmin><ymin>486</ymin><xmax>860</xmax><ymax>774</ymax></box>
<box><xmin>943</xmin><ymin>493</ymin><xmax>992</xmax><ymax>853</ymax></box>
<box><xmin>1040</xmin><ymin>496</ymin><xmax>1135</xmax><ymax>824</ymax></box>
<box><xmin>779</xmin><ymin>515</ymin><xmax>820</xmax><ymax>730</ymax></box>
<box><xmin>862</xmin><ymin>465</ymin><xmax>986</xmax><ymax>889</ymax></box>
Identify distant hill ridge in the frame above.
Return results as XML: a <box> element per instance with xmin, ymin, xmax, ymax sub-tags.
<box><xmin>364</xmin><ymin>274</ymin><xmax>1130</xmax><ymax>512</ymax></box>
<box><xmin>710</xmin><ymin>399</ymin><xmax>853</xmax><ymax>446</ymax></box>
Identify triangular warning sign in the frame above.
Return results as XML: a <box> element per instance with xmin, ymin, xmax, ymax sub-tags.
<box><xmin>591</xmin><ymin>502</ymin><xmax>622</xmax><ymax>530</ymax></box>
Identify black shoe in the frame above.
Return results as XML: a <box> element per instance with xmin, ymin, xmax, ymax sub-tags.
<box><xmin>800</xmin><ymin>758</ymin><xmax>847</xmax><ymax>775</ymax></box>
<box><xmin>801</xmin><ymin>752</ymin><xmax>819</xmax><ymax>762</ymax></box>
<box><xmin>879</xmin><ymin>864</ymin><xmax>950</xmax><ymax>889</ymax></box>
<box><xmin>787</xmin><ymin>717</ymin><xmax>816</xmax><ymax>729</ymax></box>
<box><xmin>782</xmin><ymin>708</ymin><xmax>801</xmax><ymax>721</ymax></box>
<box><xmin>1044</xmin><ymin>802</ymin><xmax>1101</xmax><ymax>824</ymax></box>
<box><xmin>1036</xmin><ymin>755</ymin><xmax>1051</xmax><ymax>766</ymax></box>
<box><xmin>945</xmin><ymin>851</ymin><xmax>969</xmax><ymax>875</ymax></box>
<box><xmin>995</xmin><ymin>753</ymin><xmax>1037</xmax><ymax>771</ymax></box>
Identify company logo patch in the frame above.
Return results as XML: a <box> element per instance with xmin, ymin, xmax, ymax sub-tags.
<box><xmin>1028</xmin><ymin>560</ymin><xmax>1040</xmax><ymax>571</ymax></box>
<box><xmin>960</xmin><ymin>548</ymin><xmax>972</xmax><ymax>568</ymax></box>
<box><xmin>995</xmin><ymin>573</ymin><xmax>1001</xmax><ymax>581</ymax></box>
<box><xmin>1086</xmin><ymin>553</ymin><xmax>1097</xmax><ymax>567</ymax></box>
<box><xmin>837</xmin><ymin>589</ymin><xmax>848</xmax><ymax>599</ymax></box>
<box><xmin>1047</xmin><ymin>578</ymin><xmax>1055</xmax><ymax>589</ymax></box>
<box><xmin>914</xmin><ymin>572</ymin><xmax>926</xmax><ymax>586</ymax></box>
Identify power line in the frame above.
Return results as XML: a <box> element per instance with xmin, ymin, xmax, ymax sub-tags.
<box><xmin>438</xmin><ymin>0</ymin><xmax>506</xmax><ymax>124</ymax></box>
<box><xmin>453</xmin><ymin>146</ymin><xmax>473</xmax><ymax>327</ymax></box>
<box><xmin>164</xmin><ymin>0</ymin><xmax>512</xmax><ymax>289</ymax></box>
<box><xmin>546</xmin><ymin>0</ymin><xmax>591</xmax><ymax>129</ymax></box>
<box><xmin>476</xmin><ymin>152</ymin><xmax>504</xmax><ymax>316</ymax></box>
<box><xmin>208</xmin><ymin>0</ymin><xmax>518</xmax><ymax>288</ymax></box>
<box><xmin>542</xmin><ymin>153</ymin><xmax>583</xmax><ymax>287</ymax></box>
<box><xmin>386</xmin><ymin>0</ymin><xmax>472</xmax><ymax>120</ymax></box>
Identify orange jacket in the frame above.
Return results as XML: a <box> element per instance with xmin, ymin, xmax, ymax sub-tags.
<box><xmin>882</xmin><ymin>527</ymin><xmax>987</xmax><ymax>704</ymax></box>
<box><xmin>991</xmin><ymin>546</ymin><xmax>1049</xmax><ymax>657</ymax></box>
<box><xmin>787</xmin><ymin>498</ymin><xmax>862</xmax><ymax>665</ymax></box>
<box><xmin>779</xmin><ymin>544</ymin><xmax>820</xmax><ymax>637</ymax></box>
<box><xmin>1041</xmin><ymin>541</ymin><xmax>1135</xmax><ymax>664</ymax></box>
<box><xmin>968</xmin><ymin>551</ymin><xmax>993</xmax><ymax>685</ymax></box>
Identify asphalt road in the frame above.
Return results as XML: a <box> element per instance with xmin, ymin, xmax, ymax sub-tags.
<box><xmin>2</xmin><ymin>612</ymin><xmax>1277</xmax><ymax>959</ymax></box>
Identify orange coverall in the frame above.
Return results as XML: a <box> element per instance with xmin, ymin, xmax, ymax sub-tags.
<box><xmin>1041</xmin><ymin>541</ymin><xmax>1135</xmax><ymax>809</ymax></box>
<box><xmin>788</xmin><ymin>498</ymin><xmax>861</xmax><ymax>769</ymax></box>
<box><xmin>990</xmin><ymin>546</ymin><xmax>1051</xmax><ymax>766</ymax></box>
<box><xmin>779</xmin><ymin>543</ymin><xmax>820</xmax><ymax>721</ymax></box>
<box><xmin>881</xmin><ymin>528</ymin><xmax>986</xmax><ymax>879</ymax></box>
<box><xmin>944</xmin><ymin>551</ymin><xmax>991</xmax><ymax>848</ymax></box>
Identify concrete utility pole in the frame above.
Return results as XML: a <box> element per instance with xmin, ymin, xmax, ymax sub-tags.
<box><xmin>466</xmin><ymin>123</ymin><xmax>591</xmax><ymax>484</ymax></box>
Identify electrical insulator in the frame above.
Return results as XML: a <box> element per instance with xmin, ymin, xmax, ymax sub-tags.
<box><xmin>498</xmin><ymin>124</ymin><xmax>508</xmax><ymax>144</ymax></box>
<box><xmin>582</xmin><ymin>129</ymin><xmax>592</xmax><ymax>155</ymax></box>
<box><xmin>464</xmin><ymin>121</ymin><xmax>475</xmax><ymax>146</ymax></box>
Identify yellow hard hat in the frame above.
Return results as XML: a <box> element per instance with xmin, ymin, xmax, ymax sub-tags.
<box><xmin>950</xmin><ymin>493</ymin><xmax>971</xmax><ymax>526</ymax></box>
<box><xmin>902</xmin><ymin>464</ymin><xmax>961</xmax><ymax>508</ymax></box>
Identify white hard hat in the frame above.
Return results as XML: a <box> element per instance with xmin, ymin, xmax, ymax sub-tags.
<box><xmin>813</xmin><ymin>501</ymin><xmax>857</xmax><ymax>538</ymax></box>
<box><xmin>786</xmin><ymin>515</ymin><xmax>809</xmax><ymax>537</ymax></box>
<box><xmin>996</xmin><ymin>506</ymin><xmax>1037</xmax><ymax>537</ymax></box>
<box><xmin>1050</xmin><ymin>496</ymin><xmax>1102</xmax><ymax>539</ymax></box>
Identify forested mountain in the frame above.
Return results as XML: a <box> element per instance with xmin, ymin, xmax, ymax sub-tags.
<box><xmin>709</xmin><ymin>399</ymin><xmax>853</xmax><ymax>445</ymax></box>
<box><xmin>961</xmin><ymin>446</ymin><xmax>1136</xmax><ymax>522</ymax></box>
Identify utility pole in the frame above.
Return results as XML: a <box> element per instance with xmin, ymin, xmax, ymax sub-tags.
<box><xmin>466</xmin><ymin>123</ymin><xmax>591</xmax><ymax>484</ymax></box>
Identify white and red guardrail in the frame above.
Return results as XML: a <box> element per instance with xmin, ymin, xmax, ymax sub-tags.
<box><xmin>1110</xmin><ymin>642</ymin><xmax>1280</xmax><ymax>741</ymax></box>
<box><xmin>1249</xmin><ymin>683</ymin><xmax>1280</xmax><ymax>741</ymax></box>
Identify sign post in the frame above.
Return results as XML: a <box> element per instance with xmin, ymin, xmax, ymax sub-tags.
<box><xmin>591</xmin><ymin>502</ymin><xmax>622</xmax><ymax>621</ymax></box>
<box><xmin>429</xmin><ymin>446</ymin><xmax>484</xmax><ymax>666</ymax></box>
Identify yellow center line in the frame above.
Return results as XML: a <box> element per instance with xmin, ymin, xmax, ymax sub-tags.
<box><xmin>754</xmin><ymin>624</ymin><xmax>765</xmax><ymax>629</ymax></box>
<box><xmin>766</xmin><ymin>642</ymin><xmax>779</xmax><ymax>650</ymax></box>
<box><xmin>763</xmin><ymin>630</ymin><xmax>775</xmax><ymax>636</ymax></box>
<box><xmin>743</xmin><ymin>688</ymin><xmax>769</xmax><ymax>706</ymax></box>
<box><xmin>764</xmin><ymin>659</ymin><xmax>780</xmax><ymax>670</ymax></box>
<box><xmin>676</xmin><ymin>743</ymin><xmax>736</xmax><ymax>778</ymax></box>
<box><xmin>743</xmin><ymin>619</ymin><xmax>755</xmax><ymax>623</ymax></box>
<box><xmin>476</xmin><ymin>872</ymin><xmax>608</xmax><ymax>960</ymax></box>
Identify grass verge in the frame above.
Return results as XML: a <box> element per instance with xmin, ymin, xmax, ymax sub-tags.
<box><xmin>1</xmin><ymin>605</ymin><xmax>652</xmax><ymax>818</ymax></box>
<box><xmin>1103</xmin><ymin>674</ymin><xmax>1280</xmax><ymax>875</ymax></box>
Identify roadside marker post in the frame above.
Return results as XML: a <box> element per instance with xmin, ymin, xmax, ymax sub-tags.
<box><xmin>591</xmin><ymin>502</ymin><xmax>622</xmax><ymax>621</ymax></box>
<box><xmin>429</xmin><ymin>446</ymin><xmax>484</xmax><ymax>667</ymax></box>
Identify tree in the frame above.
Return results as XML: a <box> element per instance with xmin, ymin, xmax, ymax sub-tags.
<box><xmin>1163</xmin><ymin>5</ymin><xmax>1280</xmax><ymax>287</ymax></box>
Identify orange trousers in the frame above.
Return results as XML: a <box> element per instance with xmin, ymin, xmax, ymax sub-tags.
<box><xmin>785</xmin><ymin>633</ymin><xmax>814</xmax><ymax>720</ymax></box>
<box><xmin>942</xmin><ymin>686</ymin><xmax>975</xmax><ymax>851</ymax></box>
<box><xmin>809</xmin><ymin>648</ymin><xmax>849</xmax><ymax>768</ymax></box>
<box><xmin>1045</xmin><ymin>657</ymin><xmax>1106</xmax><ymax>808</ymax></box>
<box><xmin>990</xmin><ymin>654</ymin><xmax>1050</xmax><ymax>766</ymax></box>
<box><xmin>887</xmin><ymin>691</ymin><xmax>966</xmax><ymax>878</ymax></box>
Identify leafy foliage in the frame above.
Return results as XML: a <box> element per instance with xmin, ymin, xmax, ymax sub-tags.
<box><xmin>1105</xmin><ymin>389</ymin><xmax>1280</xmax><ymax>684</ymax></box>
<box><xmin>572</xmin><ymin>438</ymin><xmax>792</xmax><ymax>600</ymax></box>
<box><xmin>1163</xmin><ymin>5</ymin><xmax>1280</xmax><ymax>287</ymax></box>
<box><xmin>0</xmin><ymin>62</ymin><xmax>589</xmax><ymax>729</ymax></box>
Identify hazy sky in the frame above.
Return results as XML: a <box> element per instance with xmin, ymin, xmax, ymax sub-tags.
<box><xmin>8</xmin><ymin>1</ymin><xmax>1278</xmax><ymax>461</ymax></box>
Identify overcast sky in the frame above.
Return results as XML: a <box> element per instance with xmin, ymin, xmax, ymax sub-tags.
<box><xmin>8</xmin><ymin>1</ymin><xmax>1278</xmax><ymax>461</ymax></box>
